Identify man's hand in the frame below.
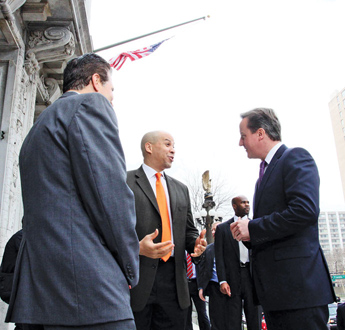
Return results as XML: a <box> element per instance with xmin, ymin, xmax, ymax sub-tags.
<box><xmin>191</xmin><ymin>229</ymin><xmax>207</xmax><ymax>257</ymax></box>
<box><xmin>139</xmin><ymin>229</ymin><xmax>174</xmax><ymax>258</ymax></box>
<box><xmin>230</xmin><ymin>218</ymin><xmax>250</xmax><ymax>242</ymax></box>
<box><xmin>220</xmin><ymin>282</ymin><xmax>231</xmax><ymax>297</ymax></box>
<box><xmin>199</xmin><ymin>288</ymin><xmax>206</xmax><ymax>302</ymax></box>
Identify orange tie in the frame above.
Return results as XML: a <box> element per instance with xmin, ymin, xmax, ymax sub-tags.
<box><xmin>155</xmin><ymin>173</ymin><xmax>171</xmax><ymax>261</ymax></box>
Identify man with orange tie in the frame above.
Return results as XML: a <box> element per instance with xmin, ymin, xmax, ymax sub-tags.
<box><xmin>127</xmin><ymin>131</ymin><xmax>207</xmax><ymax>330</ymax></box>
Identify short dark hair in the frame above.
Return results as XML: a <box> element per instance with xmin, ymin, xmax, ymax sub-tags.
<box><xmin>240</xmin><ymin>108</ymin><xmax>281</xmax><ymax>141</ymax></box>
<box><xmin>63</xmin><ymin>53</ymin><xmax>111</xmax><ymax>93</ymax></box>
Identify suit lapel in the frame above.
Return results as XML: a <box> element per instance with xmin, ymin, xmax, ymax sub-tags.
<box><xmin>254</xmin><ymin>144</ymin><xmax>288</xmax><ymax>212</ymax></box>
<box><xmin>135</xmin><ymin>166</ymin><xmax>160</xmax><ymax>214</ymax></box>
<box><xmin>165</xmin><ymin>173</ymin><xmax>177</xmax><ymax>222</ymax></box>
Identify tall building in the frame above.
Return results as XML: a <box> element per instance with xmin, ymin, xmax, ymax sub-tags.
<box><xmin>328</xmin><ymin>90</ymin><xmax>345</xmax><ymax>201</ymax></box>
<box><xmin>319</xmin><ymin>209</ymin><xmax>345</xmax><ymax>254</ymax></box>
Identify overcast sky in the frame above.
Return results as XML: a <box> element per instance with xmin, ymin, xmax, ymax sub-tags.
<box><xmin>90</xmin><ymin>0</ymin><xmax>345</xmax><ymax>212</ymax></box>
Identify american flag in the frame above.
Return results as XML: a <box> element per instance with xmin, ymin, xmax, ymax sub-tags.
<box><xmin>109</xmin><ymin>38</ymin><xmax>170</xmax><ymax>70</ymax></box>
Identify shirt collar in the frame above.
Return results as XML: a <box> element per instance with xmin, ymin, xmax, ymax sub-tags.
<box><xmin>265</xmin><ymin>142</ymin><xmax>283</xmax><ymax>165</ymax></box>
<box><xmin>142</xmin><ymin>163</ymin><xmax>165</xmax><ymax>179</ymax></box>
<box><xmin>234</xmin><ymin>215</ymin><xmax>248</xmax><ymax>222</ymax></box>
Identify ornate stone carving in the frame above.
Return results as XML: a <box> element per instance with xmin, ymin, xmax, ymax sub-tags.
<box><xmin>36</xmin><ymin>76</ymin><xmax>60</xmax><ymax>106</ymax></box>
<box><xmin>45</xmin><ymin>77</ymin><xmax>60</xmax><ymax>102</ymax></box>
<box><xmin>26</xmin><ymin>26</ymin><xmax>75</xmax><ymax>64</ymax></box>
<box><xmin>24</xmin><ymin>51</ymin><xmax>40</xmax><ymax>80</ymax></box>
<box><xmin>0</xmin><ymin>0</ymin><xmax>26</xmax><ymax>19</ymax></box>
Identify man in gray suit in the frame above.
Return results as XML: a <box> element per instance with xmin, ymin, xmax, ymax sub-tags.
<box><xmin>127</xmin><ymin>130</ymin><xmax>207</xmax><ymax>330</ymax></box>
<box><xmin>6</xmin><ymin>53</ymin><xmax>139</xmax><ymax>330</ymax></box>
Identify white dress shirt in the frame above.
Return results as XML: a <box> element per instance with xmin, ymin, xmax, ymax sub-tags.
<box><xmin>234</xmin><ymin>215</ymin><xmax>249</xmax><ymax>263</ymax></box>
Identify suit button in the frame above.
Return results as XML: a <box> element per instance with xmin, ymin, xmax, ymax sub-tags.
<box><xmin>152</xmin><ymin>265</ymin><xmax>156</xmax><ymax>269</ymax></box>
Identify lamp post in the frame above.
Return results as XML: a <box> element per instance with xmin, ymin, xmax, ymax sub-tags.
<box><xmin>194</xmin><ymin>170</ymin><xmax>225</xmax><ymax>243</ymax></box>
<box><xmin>202</xmin><ymin>194</ymin><xmax>216</xmax><ymax>243</ymax></box>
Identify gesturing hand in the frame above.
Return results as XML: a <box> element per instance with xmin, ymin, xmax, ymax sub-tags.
<box><xmin>191</xmin><ymin>229</ymin><xmax>207</xmax><ymax>257</ymax></box>
<box><xmin>139</xmin><ymin>229</ymin><xmax>174</xmax><ymax>259</ymax></box>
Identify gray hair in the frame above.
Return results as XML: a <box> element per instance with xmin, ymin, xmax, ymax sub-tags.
<box><xmin>240</xmin><ymin>108</ymin><xmax>281</xmax><ymax>141</ymax></box>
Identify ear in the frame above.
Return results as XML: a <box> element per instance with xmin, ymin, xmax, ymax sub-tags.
<box><xmin>257</xmin><ymin>128</ymin><xmax>265</xmax><ymax>141</ymax></box>
<box><xmin>91</xmin><ymin>73</ymin><xmax>102</xmax><ymax>92</ymax></box>
<box><xmin>145</xmin><ymin>142</ymin><xmax>153</xmax><ymax>155</ymax></box>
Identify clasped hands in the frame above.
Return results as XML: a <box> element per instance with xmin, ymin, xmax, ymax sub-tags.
<box><xmin>139</xmin><ymin>228</ymin><xmax>207</xmax><ymax>259</ymax></box>
<box><xmin>230</xmin><ymin>217</ymin><xmax>250</xmax><ymax>242</ymax></box>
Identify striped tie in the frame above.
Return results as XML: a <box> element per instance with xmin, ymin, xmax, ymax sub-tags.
<box><xmin>186</xmin><ymin>253</ymin><xmax>193</xmax><ymax>279</ymax></box>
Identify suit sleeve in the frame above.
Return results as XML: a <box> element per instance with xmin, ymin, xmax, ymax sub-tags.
<box><xmin>249</xmin><ymin>148</ymin><xmax>320</xmax><ymax>245</ymax></box>
<box><xmin>214</xmin><ymin>226</ymin><xmax>227</xmax><ymax>283</ymax></box>
<box><xmin>184</xmin><ymin>187</ymin><xmax>200</xmax><ymax>256</ymax></box>
<box><xmin>68</xmin><ymin>93</ymin><xmax>139</xmax><ymax>287</ymax></box>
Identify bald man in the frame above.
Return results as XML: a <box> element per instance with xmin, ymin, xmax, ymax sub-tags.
<box><xmin>215</xmin><ymin>196</ymin><xmax>260</xmax><ymax>330</ymax></box>
<box><xmin>126</xmin><ymin>131</ymin><xmax>207</xmax><ymax>330</ymax></box>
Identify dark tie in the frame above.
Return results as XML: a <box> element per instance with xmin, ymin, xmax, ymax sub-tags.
<box><xmin>258</xmin><ymin>160</ymin><xmax>267</xmax><ymax>186</ymax></box>
<box><xmin>186</xmin><ymin>253</ymin><xmax>193</xmax><ymax>279</ymax></box>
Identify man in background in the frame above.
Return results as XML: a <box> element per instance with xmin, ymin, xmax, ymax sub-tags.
<box><xmin>215</xmin><ymin>196</ymin><xmax>259</xmax><ymax>330</ymax></box>
<box><xmin>337</xmin><ymin>303</ymin><xmax>345</xmax><ymax>330</ymax></box>
<box><xmin>198</xmin><ymin>221</ymin><xmax>226</xmax><ymax>330</ymax></box>
<box><xmin>127</xmin><ymin>130</ymin><xmax>206</xmax><ymax>330</ymax></box>
<box><xmin>185</xmin><ymin>251</ymin><xmax>210</xmax><ymax>330</ymax></box>
<box><xmin>231</xmin><ymin>108</ymin><xmax>336</xmax><ymax>330</ymax></box>
<box><xmin>6</xmin><ymin>53</ymin><xmax>139</xmax><ymax>330</ymax></box>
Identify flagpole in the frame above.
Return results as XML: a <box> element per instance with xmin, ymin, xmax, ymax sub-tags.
<box><xmin>93</xmin><ymin>16</ymin><xmax>209</xmax><ymax>53</ymax></box>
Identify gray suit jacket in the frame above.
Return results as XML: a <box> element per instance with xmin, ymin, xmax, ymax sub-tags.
<box><xmin>6</xmin><ymin>92</ymin><xmax>139</xmax><ymax>325</ymax></box>
<box><xmin>127</xmin><ymin>166</ymin><xmax>199</xmax><ymax>311</ymax></box>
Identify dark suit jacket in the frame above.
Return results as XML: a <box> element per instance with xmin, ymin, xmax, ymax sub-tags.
<box><xmin>127</xmin><ymin>166</ymin><xmax>199</xmax><ymax>311</ymax></box>
<box><xmin>197</xmin><ymin>243</ymin><xmax>216</xmax><ymax>296</ymax></box>
<box><xmin>249</xmin><ymin>144</ymin><xmax>335</xmax><ymax>312</ymax></box>
<box><xmin>6</xmin><ymin>92</ymin><xmax>139</xmax><ymax>325</ymax></box>
<box><xmin>215</xmin><ymin>218</ymin><xmax>253</xmax><ymax>297</ymax></box>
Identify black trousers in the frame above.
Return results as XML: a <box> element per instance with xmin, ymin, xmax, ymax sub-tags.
<box><xmin>207</xmin><ymin>281</ymin><xmax>228</xmax><ymax>330</ymax></box>
<box><xmin>264</xmin><ymin>304</ymin><xmax>329</xmax><ymax>330</ymax></box>
<box><xmin>224</xmin><ymin>266</ymin><xmax>260</xmax><ymax>330</ymax></box>
<box><xmin>186</xmin><ymin>278</ymin><xmax>210</xmax><ymax>330</ymax></box>
<box><xmin>133</xmin><ymin>258</ymin><xmax>188</xmax><ymax>330</ymax></box>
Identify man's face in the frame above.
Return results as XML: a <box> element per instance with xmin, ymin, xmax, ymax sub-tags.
<box><xmin>233</xmin><ymin>197</ymin><xmax>250</xmax><ymax>218</ymax></box>
<box><xmin>98</xmin><ymin>70</ymin><xmax>114</xmax><ymax>104</ymax></box>
<box><xmin>211</xmin><ymin>222</ymin><xmax>220</xmax><ymax>238</ymax></box>
<box><xmin>239</xmin><ymin>117</ymin><xmax>260</xmax><ymax>159</ymax></box>
<box><xmin>150</xmin><ymin>133</ymin><xmax>175</xmax><ymax>171</ymax></box>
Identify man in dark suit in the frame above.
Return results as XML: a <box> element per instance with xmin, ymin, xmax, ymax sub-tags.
<box><xmin>215</xmin><ymin>196</ymin><xmax>259</xmax><ymax>330</ymax></box>
<box><xmin>127</xmin><ymin>130</ymin><xmax>207</xmax><ymax>330</ymax></box>
<box><xmin>185</xmin><ymin>252</ymin><xmax>210</xmax><ymax>330</ymax></box>
<box><xmin>337</xmin><ymin>303</ymin><xmax>345</xmax><ymax>330</ymax></box>
<box><xmin>231</xmin><ymin>108</ymin><xmax>336</xmax><ymax>330</ymax></box>
<box><xmin>198</xmin><ymin>221</ymin><xmax>227</xmax><ymax>330</ymax></box>
<box><xmin>6</xmin><ymin>53</ymin><xmax>139</xmax><ymax>330</ymax></box>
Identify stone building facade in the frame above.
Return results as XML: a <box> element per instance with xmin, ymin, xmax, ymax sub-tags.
<box><xmin>0</xmin><ymin>0</ymin><xmax>92</xmax><ymax>327</ymax></box>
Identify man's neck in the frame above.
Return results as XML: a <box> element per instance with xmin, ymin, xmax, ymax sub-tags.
<box><xmin>261</xmin><ymin>140</ymin><xmax>281</xmax><ymax>161</ymax></box>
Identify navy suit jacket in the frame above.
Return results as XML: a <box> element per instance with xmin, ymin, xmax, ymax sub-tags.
<box><xmin>248</xmin><ymin>144</ymin><xmax>335</xmax><ymax>311</ymax></box>
<box><xmin>197</xmin><ymin>243</ymin><xmax>216</xmax><ymax>296</ymax></box>
<box><xmin>6</xmin><ymin>92</ymin><xmax>139</xmax><ymax>325</ymax></box>
<box><xmin>127</xmin><ymin>166</ymin><xmax>199</xmax><ymax>311</ymax></box>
